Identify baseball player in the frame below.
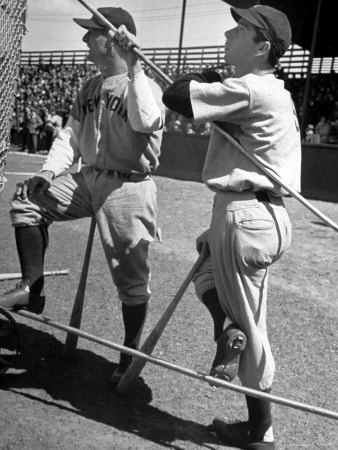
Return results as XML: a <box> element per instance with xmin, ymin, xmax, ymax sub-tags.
<box><xmin>0</xmin><ymin>6</ymin><xmax>165</xmax><ymax>385</ymax></box>
<box><xmin>163</xmin><ymin>5</ymin><xmax>300</xmax><ymax>450</ymax></box>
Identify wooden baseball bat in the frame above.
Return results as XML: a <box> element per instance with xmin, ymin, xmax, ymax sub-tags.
<box><xmin>63</xmin><ymin>217</ymin><xmax>96</xmax><ymax>357</ymax></box>
<box><xmin>0</xmin><ymin>270</ymin><xmax>69</xmax><ymax>282</ymax></box>
<box><xmin>116</xmin><ymin>248</ymin><xmax>207</xmax><ymax>394</ymax></box>
<box><xmin>12</xmin><ymin>308</ymin><xmax>338</xmax><ymax>420</ymax></box>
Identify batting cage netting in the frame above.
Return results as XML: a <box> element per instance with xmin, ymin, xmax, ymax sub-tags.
<box><xmin>0</xmin><ymin>0</ymin><xmax>27</xmax><ymax>196</ymax></box>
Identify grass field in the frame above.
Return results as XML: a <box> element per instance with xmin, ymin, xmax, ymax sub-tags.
<box><xmin>0</xmin><ymin>151</ymin><xmax>337</xmax><ymax>449</ymax></box>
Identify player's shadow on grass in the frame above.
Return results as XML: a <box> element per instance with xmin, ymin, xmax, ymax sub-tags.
<box><xmin>0</xmin><ymin>321</ymin><xmax>221</xmax><ymax>450</ymax></box>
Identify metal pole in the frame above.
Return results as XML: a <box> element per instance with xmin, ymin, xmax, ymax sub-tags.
<box><xmin>300</xmin><ymin>0</ymin><xmax>323</xmax><ymax>137</ymax></box>
<box><xmin>13</xmin><ymin>309</ymin><xmax>338</xmax><ymax>421</ymax></box>
<box><xmin>176</xmin><ymin>0</ymin><xmax>187</xmax><ymax>77</ymax></box>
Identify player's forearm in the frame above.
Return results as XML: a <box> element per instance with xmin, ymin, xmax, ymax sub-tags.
<box><xmin>127</xmin><ymin>70</ymin><xmax>163</xmax><ymax>132</ymax></box>
<box><xmin>127</xmin><ymin>59</ymin><xmax>142</xmax><ymax>81</ymax></box>
<box><xmin>42</xmin><ymin>118</ymin><xmax>81</xmax><ymax>176</ymax></box>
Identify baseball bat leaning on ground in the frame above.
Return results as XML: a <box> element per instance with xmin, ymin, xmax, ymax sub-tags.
<box><xmin>76</xmin><ymin>0</ymin><xmax>338</xmax><ymax>393</ymax></box>
<box><xmin>117</xmin><ymin>248</ymin><xmax>208</xmax><ymax>394</ymax></box>
<box><xmin>0</xmin><ymin>270</ymin><xmax>69</xmax><ymax>281</ymax></box>
<box><xmin>63</xmin><ymin>217</ymin><xmax>96</xmax><ymax>357</ymax></box>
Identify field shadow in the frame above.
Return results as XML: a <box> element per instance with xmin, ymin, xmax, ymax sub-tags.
<box><xmin>0</xmin><ymin>321</ymin><xmax>221</xmax><ymax>450</ymax></box>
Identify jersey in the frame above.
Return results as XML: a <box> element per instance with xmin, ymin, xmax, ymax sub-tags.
<box><xmin>42</xmin><ymin>70</ymin><xmax>165</xmax><ymax>177</ymax></box>
<box><xmin>190</xmin><ymin>73</ymin><xmax>301</xmax><ymax>195</ymax></box>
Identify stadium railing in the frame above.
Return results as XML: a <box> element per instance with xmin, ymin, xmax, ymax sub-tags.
<box><xmin>19</xmin><ymin>44</ymin><xmax>338</xmax><ymax>76</ymax></box>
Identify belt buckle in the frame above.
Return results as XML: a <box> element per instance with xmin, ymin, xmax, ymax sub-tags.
<box><xmin>117</xmin><ymin>171</ymin><xmax>131</xmax><ymax>180</ymax></box>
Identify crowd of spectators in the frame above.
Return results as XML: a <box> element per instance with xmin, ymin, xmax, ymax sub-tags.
<box><xmin>10</xmin><ymin>61</ymin><xmax>338</xmax><ymax>153</ymax></box>
<box><xmin>10</xmin><ymin>64</ymin><xmax>100</xmax><ymax>152</ymax></box>
<box><xmin>10</xmin><ymin>62</ymin><xmax>217</xmax><ymax>153</ymax></box>
<box><xmin>285</xmin><ymin>71</ymin><xmax>338</xmax><ymax>144</ymax></box>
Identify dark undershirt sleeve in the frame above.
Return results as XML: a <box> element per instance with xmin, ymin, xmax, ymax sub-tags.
<box><xmin>162</xmin><ymin>71</ymin><xmax>222</xmax><ymax>119</ymax></box>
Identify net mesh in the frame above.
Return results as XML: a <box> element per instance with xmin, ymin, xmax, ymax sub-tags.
<box><xmin>0</xmin><ymin>0</ymin><xmax>27</xmax><ymax>194</ymax></box>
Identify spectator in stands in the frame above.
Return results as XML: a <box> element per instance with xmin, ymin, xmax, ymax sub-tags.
<box><xmin>185</xmin><ymin>122</ymin><xmax>196</xmax><ymax>134</ymax></box>
<box><xmin>219</xmin><ymin>64</ymin><xmax>235</xmax><ymax>78</ymax></box>
<box><xmin>172</xmin><ymin>120</ymin><xmax>183</xmax><ymax>133</ymax></box>
<box><xmin>165</xmin><ymin>111</ymin><xmax>179</xmax><ymax>130</ymax></box>
<box><xmin>20</xmin><ymin>106</ymin><xmax>31</xmax><ymax>152</ymax></box>
<box><xmin>26</xmin><ymin>109</ymin><xmax>43</xmax><ymax>154</ymax></box>
<box><xmin>42</xmin><ymin>110</ymin><xmax>55</xmax><ymax>152</ymax></box>
<box><xmin>10</xmin><ymin>110</ymin><xmax>26</xmax><ymax>149</ymax></box>
<box><xmin>200</xmin><ymin>122</ymin><xmax>212</xmax><ymax>135</ymax></box>
<box><xmin>315</xmin><ymin>115</ymin><xmax>330</xmax><ymax>143</ymax></box>
<box><xmin>327</xmin><ymin>118</ymin><xmax>338</xmax><ymax>143</ymax></box>
<box><xmin>304</xmin><ymin>124</ymin><xmax>320</xmax><ymax>144</ymax></box>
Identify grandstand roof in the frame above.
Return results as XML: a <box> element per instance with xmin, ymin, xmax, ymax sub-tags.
<box><xmin>224</xmin><ymin>0</ymin><xmax>338</xmax><ymax>57</ymax></box>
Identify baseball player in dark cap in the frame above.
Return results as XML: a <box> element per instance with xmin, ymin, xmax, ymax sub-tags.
<box><xmin>0</xmin><ymin>6</ymin><xmax>165</xmax><ymax>385</ymax></box>
<box><xmin>163</xmin><ymin>4</ymin><xmax>300</xmax><ymax>449</ymax></box>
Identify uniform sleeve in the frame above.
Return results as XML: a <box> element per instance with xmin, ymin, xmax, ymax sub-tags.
<box><xmin>127</xmin><ymin>70</ymin><xmax>164</xmax><ymax>133</ymax></box>
<box><xmin>41</xmin><ymin>113</ymin><xmax>81</xmax><ymax>176</ymax></box>
<box><xmin>190</xmin><ymin>77</ymin><xmax>250</xmax><ymax>124</ymax></box>
<box><xmin>162</xmin><ymin>71</ymin><xmax>222</xmax><ymax>119</ymax></box>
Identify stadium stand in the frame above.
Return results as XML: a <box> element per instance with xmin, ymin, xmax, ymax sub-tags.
<box><xmin>10</xmin><ymin>46</ymin><xmax>338</xmax><ymax>152</ymax></box>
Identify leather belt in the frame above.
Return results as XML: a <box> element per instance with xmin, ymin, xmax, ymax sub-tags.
<box><xmin>255</xmin><ymin>191</ymin><xmax>270</xmax><ymax>202</ymax></box>
<box><xmin>92</xmin><ymin>167</ymin><xmax>149</xmax><ymax>182</ymax></box>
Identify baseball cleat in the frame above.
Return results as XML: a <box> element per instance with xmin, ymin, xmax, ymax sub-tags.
<box><xmin>110</xmin><ymin>353</ymin><xmax>133</xmax><ymax>385</ymax></box>
<box><xmin>210</xmin><ymin>324</ymin><xmax>247</xmax><ymax>383</ymax></box>
<box><xmin>0</xmin><ymin>281</ymin><xmax>45</xmax><ymax>314</ymax></box>
<box><xmin>212</xmin><ymin>419</ymin><xmax>275</xmax><ymax>450</ymax></box>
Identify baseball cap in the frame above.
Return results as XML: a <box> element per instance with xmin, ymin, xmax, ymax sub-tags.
<box><xmin>73</xmin><ymin>7</ymin><xmax>136</xmax><ymax>35</ymax></box>
<box><xmin>230</xmin><ymin>5</ymin><xmax>292</xmax><ymax>58</ymax></box>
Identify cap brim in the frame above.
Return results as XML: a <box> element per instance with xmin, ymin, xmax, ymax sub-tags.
<box><xmin>73</xmin><ymin>17</ymin><xmax>104</xmax><ymax>29</ymax></box>
<box><xmin>230</xmin><ymin>7</ymin><xmax>262</xmax><ymax>29</ymax></box>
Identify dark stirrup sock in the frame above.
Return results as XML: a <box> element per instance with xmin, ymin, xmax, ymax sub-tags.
<box><xmin>121</xmin><ymin>302</ymin><xmax>148</xmax><ymax>363</ymax></box>
<box><xmin>201</xmin><ymin>288</ymin><xmax>226</xmax><ymax>341</ymax></box>
<box><xmin>246</xmin><ymin>388</ymin><xmax>273</xmax><ymax>441</ymax></box>
<box><xmin>15</xmin><ymin>225</ymin><xmax>49</xmax><ymax>296</ymax></box>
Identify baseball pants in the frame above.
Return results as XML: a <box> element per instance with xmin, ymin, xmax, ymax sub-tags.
<box><xmin>194</xmin><ymin>190</ymin><xmax>292</xmax><ymax>390</ymax></box>
<box><xmin>10</xmin><ymin>165</ymin><xmax>157</xmax><ymax>306</ymax></box>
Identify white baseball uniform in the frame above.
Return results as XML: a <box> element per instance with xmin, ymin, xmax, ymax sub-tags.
<box><xmin>10</xmin><ymin>70</ymin><xmax>165</xmax><ymax>306</ymax></box>
<box><xmin>164</xmin><ymin>72</ymin><xmax>301</xmax><ymax>390</ymax></box>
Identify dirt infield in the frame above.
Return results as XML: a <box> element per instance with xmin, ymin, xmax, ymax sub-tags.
<box><xmin>0</xmin><ymin>152</ymin><xmax>337</xmax><ymax>449</ymax></box>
